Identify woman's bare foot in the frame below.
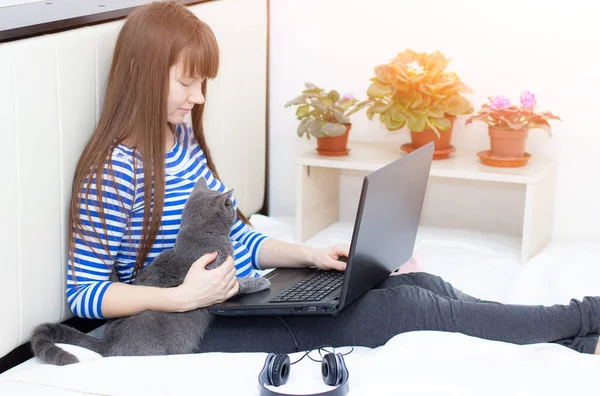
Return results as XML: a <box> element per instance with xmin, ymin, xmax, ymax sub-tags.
<box><xmin>391</xmin><ymin>249</ymin><xmax>423</xmax><ymax>275</ymax></box>
<box><xmin>595</xmin><ymin>339</ymin><xmax>600</xmax><ymax>355</ymax></box>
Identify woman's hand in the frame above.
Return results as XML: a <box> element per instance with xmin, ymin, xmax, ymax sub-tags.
<box><xmin>308</xmin><ymin>244</ymin><xmax>350</xmax><ymax>272</ymax></box>
<box><xmin>173</xmin><ymin>252</ymin><xmax>239</xmax><ymax>311</ymax></box>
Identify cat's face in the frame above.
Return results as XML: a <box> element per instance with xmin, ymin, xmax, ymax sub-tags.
<box><xmin>180</xmin><ymin>178</ymin><xmax>236</xmax><ymax>233</ymax></box>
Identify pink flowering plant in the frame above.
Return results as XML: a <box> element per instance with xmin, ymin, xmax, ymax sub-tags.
<box><xmin>466</xmin><ymin>91</ymin><xmax>561</xmax><ymax>136</ymax></box>
<box><xmin>285</xmin><ymin>82</ymin><xmax>370</xmax><ymax>139</ymax></box>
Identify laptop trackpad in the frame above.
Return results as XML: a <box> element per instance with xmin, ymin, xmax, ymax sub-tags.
<box><xmin>266</xmin><ymin>269</ymin><xmax>311</xmax><ymax>284</ymax></box>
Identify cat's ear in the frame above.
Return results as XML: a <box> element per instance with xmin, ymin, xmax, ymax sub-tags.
<box><xmin>193</xmin><ymin>178</ymin><xmax>208</xmax><ymax>193</ymax></box>
<box><xmin>214</xmin><ymin>189</ymin><xmax>234</xmax><ymax>206</ymax></box>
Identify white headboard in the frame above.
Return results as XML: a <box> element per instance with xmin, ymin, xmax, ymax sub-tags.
<box><xmin>0</xmin><ymin>0</ymin><xmax>267</xmax><ymax>360</ymax></box>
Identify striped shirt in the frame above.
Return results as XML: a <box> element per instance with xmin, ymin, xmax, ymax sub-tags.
<box><xmin>66</xmin><ymin>123</ymin><xmax>270</xmax><ymax>319</ymax></box>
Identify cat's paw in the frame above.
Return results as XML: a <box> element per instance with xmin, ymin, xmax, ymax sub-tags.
<box><xmin>238</xmin><ymin>276</ymin><xmax>271</xmax><ymax>295</ymax></box>
<box><xmin>253</xmin><ymin>277</ymin><xmax>271</xmax><ymax>291</ymax></box>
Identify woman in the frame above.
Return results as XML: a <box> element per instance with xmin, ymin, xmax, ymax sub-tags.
<box><xmin>68</xmin><ymin>1</ymin><xmax>600</xmax><ymax>355</ymax></box>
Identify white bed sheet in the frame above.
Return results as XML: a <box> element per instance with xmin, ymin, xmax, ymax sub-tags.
<box><xmin>2</xmin><ymin>331</ymin><xmax>599</xmax><ymax>396</ymax></box>
<box><xmin>2</xmin><ymin>215</ymin><xmax>600</xmax><ymax>395</ymax></box>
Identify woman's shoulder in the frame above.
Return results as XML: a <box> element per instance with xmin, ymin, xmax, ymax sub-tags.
<box><xmin>105</xmin><ymin>144</ymin><xmax>137</xmax><ymax>186</ymax></box>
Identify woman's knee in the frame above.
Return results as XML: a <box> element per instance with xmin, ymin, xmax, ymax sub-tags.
<box><xmin>390</xmin><ymin>271</ymin><xmax>444</xmax><ymax>287</ymax></box>
<box><xmin>375</xmin><ymin>284</ymin><xmax>431</xmax><ymax>309</ymax></box>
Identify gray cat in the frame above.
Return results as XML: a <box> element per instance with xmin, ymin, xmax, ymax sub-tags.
<box><xmin>31</xmin><ymin>177</ymin><xmax>271</xmax><ymax>365</ymax></box>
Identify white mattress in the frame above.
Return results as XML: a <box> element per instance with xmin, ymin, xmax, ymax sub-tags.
<box><xmin>2</xmin><ymin>215</ymin><xmax>600</xmax><ymax>395</ymax></box>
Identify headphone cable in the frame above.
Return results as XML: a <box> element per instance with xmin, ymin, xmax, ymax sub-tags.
<box><xmin>275</xmin><ymin>315</ymin><xmax>354</xmax><ymax>365</ymax></box>
<box><xmin>275</xmin><ymin>315</ymin><xmax>299</xmax><ymax>352</ymax></box>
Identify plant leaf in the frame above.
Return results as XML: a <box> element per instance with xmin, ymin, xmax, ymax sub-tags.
<box><xmin>391</xmin><ymin>107</ymin><xmax>407</xmax><ymax>123</ymax></box>
<box><xmin>427</xmin><ymin>107</ymin><xmax>444</xmax><ymax>118</ymax></box>
<box><xmin>296</xmin><ymin>104</ymin><xmax>310</xmax><ymax>118</ymax></box>
<box><xmin>529</xmin><ymin>120</ymin><xmax>552</xmax><ymax>136</ymax></box>
<box><xmin>367</xmin><ymin>100</ymin><xmax>393</xmax><ymax>118</ymax></box>
<box><xmin>412</xmin><ymin>108</ymin><xmax>429</xmax><ymax>115</ymax></box>
<box><xmin>366</xmin><ymin>106</ymin><xmax>375</xmax><ymax>121</ymax></box>
<box><xmin>380</xmin><ymin>111</ymin><xmax>406</xmax><ymax>131</ymax></box>
<box><xmin>303</xmin><ymin>87</ymin><xmax>324</xmax><ymax>95</ymax></box>
<box><xmin>419</xmin><ymin>83</ymin><xmax>433</xmax><ymax>96</ymax></box>
<box><xmin>394</xmin><ymin>49</ymin><xmax>417</xmax><ymax>64</ymax></box>
<box><xmin>346</xmin><ymin>99</ymin><xmax>372</xmax><ymax>116</ymax></box>
<box><xmin>406</xmin><ymin>112</ymin><xmax>426</xmax><ymax>132</ymax></box>
<box><xmin>367</xmin><ymin>81</ymin><xmax>393</xmax><ymax>98</ymax></box>
<box><xmin>321</xmin><ymin>123</ymin><xmax>347</xmax><ymax>137</ymax></box>
<box><xmin>409</xmin><ymin>92</ymin><xmax>425</xmax><ymax>109</ymax></box>
<box><xmin>321</xmin><ymin>98</ymin><xmax>334</xmax><ymax>108</ymax></box>
<box><xmin>327</xmin><ymin>90</ymin><xmax>340</xmax><ymax>102</ymax></box>
<box><xmin>333</xmin><ymin>108</ymin><xmax>350</xmax><ymax>124</ymax></box>
<box><xmin>340</xmin><ymin>100</ymin><xmax>353</xmax><ymax>111</ymax></box>
<box><xmin>302</xmin><ymin>82</ymin><xmax>324</xmax><ymax>95</ymax></box>
<box><xmin>430</xmin><ymin>116</ymin><xmax>452</xmax><ymax>131</ymax></box>
<box><xmin>425</xmin><ymin>72</ymin><xmax>457</xmax><ymax>92</ymax></box>
<box><xmin>308</xmin><ymin>120</ymin><xmax>324</xmax><ymax>137</ymax></box>
<box><xmin>390</xmin><ymin>62</ymin><xmax>410</xmax><ymax>82</ymax></box>
<box><xmin>367</xmin><ymin>100</ymin><xmax>391</xmax><ymax>120</ymax></box>
<box><xmin>285</xmin><ymin>95</ymin><xmax>308</xmax><ymax>107</ymax></box>
<box><xmin>297</xmin><ymin>118</ymin><xmax>310</xmax><ymax>137</ymax></box>
<box><xmin>374</xmin><ymin>64</ymin><xmax>395</xmax><ymax>84</ymax></box>
<box><xmin>499</xmin><ymin>115</ymin><xmax>526</xmax><ymax>130</ymax></box>
<box><xmin>427</xmin><ymin>51</ymin><xmax>450</xmax><ymax>75</ymax></box>
<box><xmin>444</xmin><ymin>94</ymin><xmax>473</xmax><ymax>115</ymax></box>
<box><xmin>425</xmin><ymin>118</ymin><xmax>441</xmax><ymax>139</ymax></box>
<box><xmin>539</xmin><ymin>111</ymin><xmax>561</xmax><ymax>121</ymax></box>
<box><xmin>392</xmin><ymin>78</ymin><xmax>410</xmax><ymax>92</ymax></box>
<box><xmin>310</xmin><ymin>99</ymin><xmax>326</xmax><ymax>111</ymax></box>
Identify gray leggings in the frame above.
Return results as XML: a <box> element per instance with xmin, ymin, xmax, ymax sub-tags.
<box><xmin>199</xmin><ymin>272</ymin><xmax>600</xmax><ymax>354</ymax></box>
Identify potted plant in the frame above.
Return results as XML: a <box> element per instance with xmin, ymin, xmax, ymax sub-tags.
<box><xmin>350</xmin><ymin>49</ymin><xmax>474</xmax><ymax>159</ymax></box>
<box><xmin>466</xmin><ymin>91</ymin><xmax>560</xmax><ymax>166</ymax></box>
<box><xmin>285</xmin><ymin>82</ymin><xmax>369</xmax><ymax>156</ymax></box>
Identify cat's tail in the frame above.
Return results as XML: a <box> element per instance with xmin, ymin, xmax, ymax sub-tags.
<box><xmin>30</xmin><ymin>323</ymin><xmax>103</xmax><ymax>366</ymax></box>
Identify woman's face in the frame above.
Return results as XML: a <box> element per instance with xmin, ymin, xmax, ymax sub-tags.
<box><xmin>167</xmin><ymin>61</ymin><xmax>205</xmax><ymax>125</ymax></box>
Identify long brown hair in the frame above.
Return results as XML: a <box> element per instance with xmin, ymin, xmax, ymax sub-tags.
<box><xmin>69</xmin><ymin>1</ymin><xmax>251</xmax><ymax>282</ymax></box>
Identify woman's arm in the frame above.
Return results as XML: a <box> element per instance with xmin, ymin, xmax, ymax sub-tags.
<box><xmin>67</xmin><ymin>153</ymin><xmax>237</xmax><ymax>319</ymax></box>
<box><xmin>258</xmin><ymin>239</ymin><xmax>349</xmax><ymax>272</ymax></box>
<box><xmin>193</xmin><ymin>151</ymin><xmax>347</xmax><ymax>273</ymax></box>
<box><xmin>256</xmin><ymin>238</ymin><xmax>314</xmax><ymax>269</ymax></box>
<box><xmin>100</xmin><ymin>283</ymin><xmax>183</xmax><ymax>318</ymax></box>
<box><xmin>101</xmin><ymin>252</ymin><xmax>239</xmax><ymax>318</ymax></box>
<box><xmin>66</xmin><ymin>153</ymin><xmax>135</xmax><ymax>319</ymax></box>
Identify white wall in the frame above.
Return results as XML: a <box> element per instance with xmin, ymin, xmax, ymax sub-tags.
<box><xmin>0</xmin><ymin>0</ymin><xmax>40</xmax><ymax>6</ymax></box>
<box><xmin>269</xmin><ymin>0</ymin><xmax>600</xmax><ymax>241</ymax></box>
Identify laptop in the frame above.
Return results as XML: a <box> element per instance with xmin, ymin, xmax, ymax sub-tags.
<box><xmin>208</xmin><ymin>142</ymin><xmax>434</xmax><ymax>316</ymax></box>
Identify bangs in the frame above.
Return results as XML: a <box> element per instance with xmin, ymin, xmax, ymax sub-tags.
<box><xmin>179</xmin><ymin>30</ymin><xmax>219</xmax><ymax>80</ymax></box>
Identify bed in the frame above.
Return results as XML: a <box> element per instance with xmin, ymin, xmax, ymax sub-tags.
<box><xmin>2</xmin><ymin>215</ymin><xmax>600</xmax><ymax>395</ymax></box>
<box><xmin>2</xmin><ymin>1</ymin><xmax>600</xmax><ymax>395</ymax></box>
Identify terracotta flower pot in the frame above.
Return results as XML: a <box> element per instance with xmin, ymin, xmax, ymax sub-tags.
<box><xmin>488</xmin><ymin>126</ymin><xmax>528</xmax><ymax>158</ymax></box>
<box><xmin>410</xmin><ymin>127</ymin><xmax>453</xmax><ymax>151</ymax></box>
<box><xmin>316</xmin><ymin>124</ymin><xmax>351</xmax><ymax>156</ymax></box>
<box><xmin>403</xmin><ymin>116</ymin><xmax>456</xmax><ymax>160</ymax></box>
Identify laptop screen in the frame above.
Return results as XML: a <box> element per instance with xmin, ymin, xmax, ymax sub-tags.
<box><xmin>339</xmin><ymin>144</ymin><xmax>433</xmax><ymax>309</ymax></box>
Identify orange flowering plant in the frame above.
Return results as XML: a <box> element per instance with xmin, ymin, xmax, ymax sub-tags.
<box><xmin>349</xmin><ymin>49</ymin><xmax>474</xmax><ymax>137</ymax></box>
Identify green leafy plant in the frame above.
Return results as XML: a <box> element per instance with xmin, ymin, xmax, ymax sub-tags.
<box><xmin>285</xmin><ymin>82</ymin><xmax>370</xmax><ymax>139</ymax></box>
<box><xmin>350</xmin><ymin>49</ymin><xmax>474</xmax><ymax>137</ymax></box>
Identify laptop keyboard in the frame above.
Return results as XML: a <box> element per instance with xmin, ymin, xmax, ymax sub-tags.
<box><xmin>269</xmin><ymin>271</ymin><xmax>344</xmax><ymax>303</ymax></box>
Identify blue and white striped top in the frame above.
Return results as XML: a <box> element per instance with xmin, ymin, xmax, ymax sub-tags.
<box><xmin>66</xmin><ymin>123</ymin><xmax>269</xmax><ymax>319</ymax></box>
